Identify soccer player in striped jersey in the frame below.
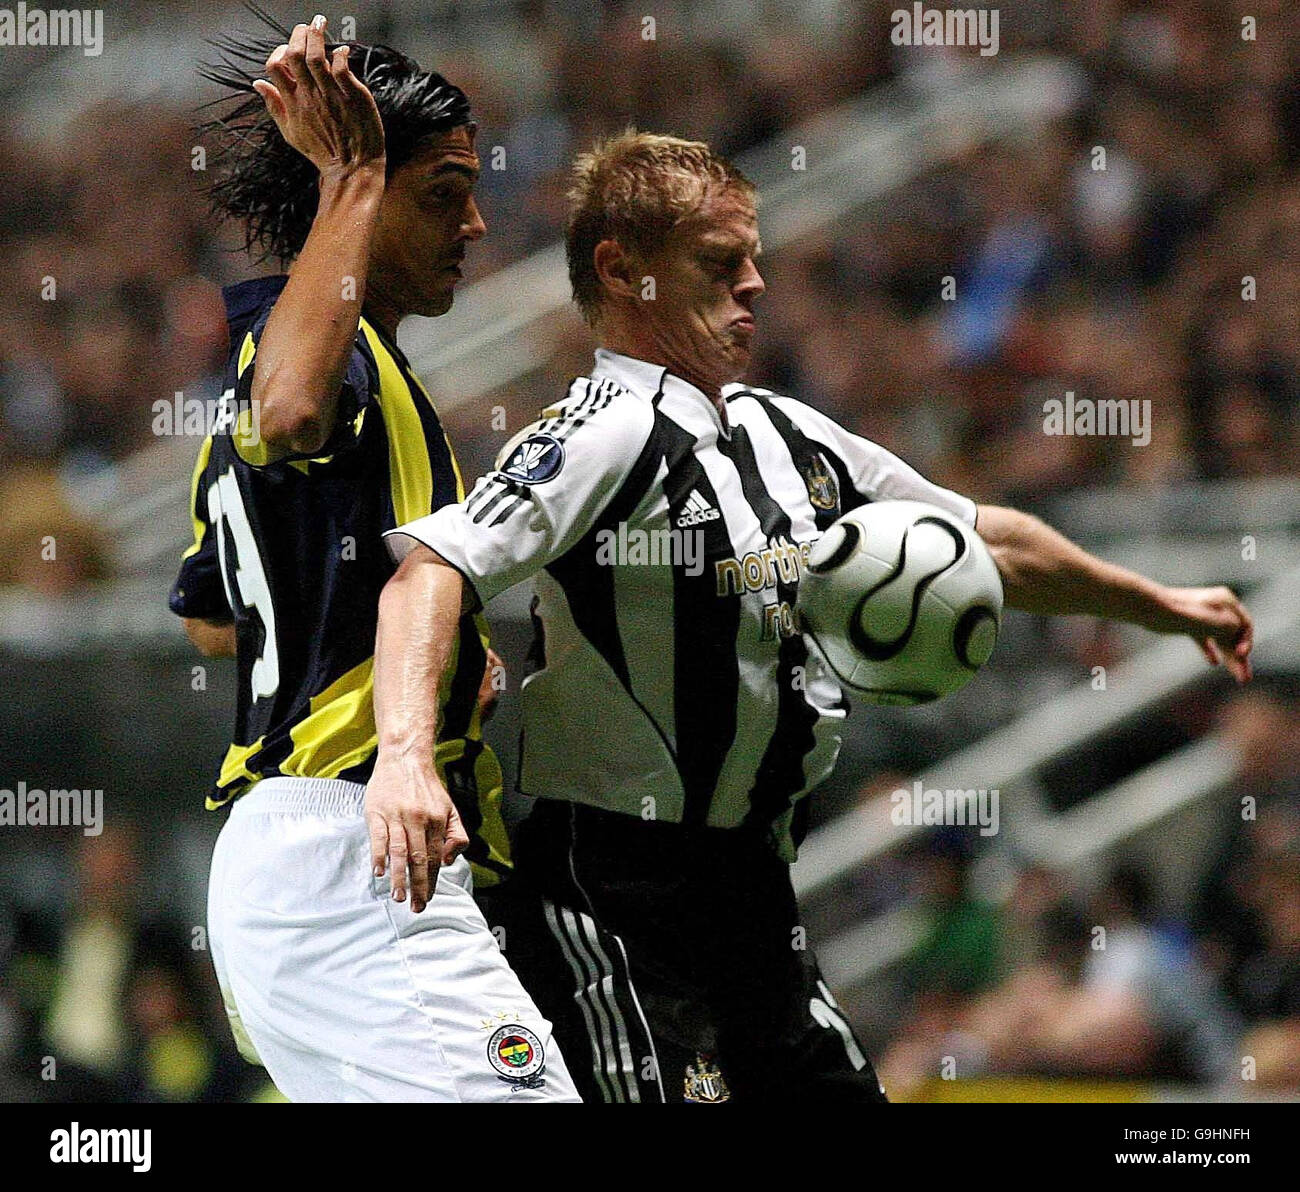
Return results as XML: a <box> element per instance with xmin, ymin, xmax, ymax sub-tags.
<box><xmin>169</xmin><ymin>15</ymin><xmax>577</xmax><ymax>1102</ymax></box>
<box><xmin>369</xmin><ymin>131</ymin><xmax>1254</xmax><ymax>1102</ymax></box>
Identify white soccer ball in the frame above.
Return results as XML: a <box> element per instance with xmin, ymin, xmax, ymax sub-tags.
<box><xmin>798</xmin><ymin>500</ymin><xmax>1003</xmax><ymax>705</ymax></box>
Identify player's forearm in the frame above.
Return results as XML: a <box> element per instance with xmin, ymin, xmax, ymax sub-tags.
<box><xmin>373</xmin><ymin>547</ymin><xmax>464</xmax><ymax>761</ymax></box>
<box><xmin>251</xmin><ymin>163</ymin><xmax>386</xmax><ymax>456</ymax></box>
<box><xmin>975</xmin><ymin>504</ymin><xmax>1180</xmax><ymax>631</ymax></box>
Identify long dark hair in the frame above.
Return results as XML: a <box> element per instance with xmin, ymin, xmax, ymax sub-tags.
<box><xmin>197</xmin><ymin>4</ymin><xmax>472</xmax><ymax>264</ymax></box>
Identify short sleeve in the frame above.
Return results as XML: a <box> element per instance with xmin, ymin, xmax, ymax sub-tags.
<box><xmin>168</xmin><ymin>435</ymin><xmax>232</xmax><ymax>620</ymax></box>
<box><xmin>226</xmin><ymin>312</ymin><xmax>373</xmax><ymax>468</ymax></box>
<box><xmin>384</xmin><ymin>379</ymin><xmax>655</xmax><ymax>606</ymax></box>
<box><xmin>766</xmin><ymin>394</ymin><xmax>976</xmax><ymax>526</ymax></box>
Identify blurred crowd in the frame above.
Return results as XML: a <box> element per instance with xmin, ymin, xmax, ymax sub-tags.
<box><xmin>2</xmin><ymin>1</ymin><xmax>1300</xmax><ymax>588</ymax></box>
<box><xmin>0</xmin><ymin>824</ymin><xmax>276</xmax><ymax>1102</ymax></box>
<box><xmin>863</xmin><ymin>683</ymin><xmax>1300</xmax><ymax>1098</ymax></box>
<box><xmin>1</xmin><ymin>0</ymin><xmax>1298</xmax><ymax>1100</ymax></box>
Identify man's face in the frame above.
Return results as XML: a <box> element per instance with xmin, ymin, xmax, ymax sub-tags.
<box><xmin>634</xmin><ymin>185</ymin><xmax>764</xmax><ymax>391</ymax></box>
<box><xmin>369</xmin><ymin>126</ymin><xmax>485</xmax><ymax>318</ymax></box>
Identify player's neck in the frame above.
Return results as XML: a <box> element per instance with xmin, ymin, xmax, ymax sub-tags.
<box><xmin>358</xmin><ymin>273</ymin><xmax>404</xmax><ymax>343</ymax></box>
<box><xmin>598</xmin><ymin>333</ymin><xmax>727</xmax><ymax>414</ymax></box>
<box><xmin>362</xmin><ymin>295</ymin><xmax>402</xmax><ymax>344</ymax></box>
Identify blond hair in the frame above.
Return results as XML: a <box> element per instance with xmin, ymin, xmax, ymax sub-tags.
<box><xmin>565</xmin><ymin>129</ymin><xmax>755</xmax><ymax>325</ymax></box>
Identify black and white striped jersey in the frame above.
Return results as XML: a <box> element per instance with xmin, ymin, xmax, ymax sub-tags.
<box><xmin>385</xmin><ymin>348</ymin><xmax>976</xmax><ymax>857</ymax></box>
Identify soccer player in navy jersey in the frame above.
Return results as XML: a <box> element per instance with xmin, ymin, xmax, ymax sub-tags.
<box><xmin>171</xmin><ymin>14</ymin><xmax>576</xmax><ymax>1102</ymax></box>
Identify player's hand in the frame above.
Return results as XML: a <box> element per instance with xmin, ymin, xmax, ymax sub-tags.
<box><xmin>253</xmin><ymin>15</ymin><xmax>385</xmax><ymax>180</ymax></box>
<box><xmin>477</xmin><ymin>647</ymin><xmax>504</xmax><ymax>723</ymax></box>
<box><xmin>364</xmin><ymin>754</ymin><xmax>469</xmax><ymax>913</ymax></box>
<box><xmin>1162</xmin><ymin>584</ymin><xmax>1254</xmax><ymax>684</ymax></box>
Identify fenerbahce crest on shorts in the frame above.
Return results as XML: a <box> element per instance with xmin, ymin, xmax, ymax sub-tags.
<box><xmin>487</xmin><ymin>1024</ymin><xmax>548</xmax><ymax>1088</ymax></box>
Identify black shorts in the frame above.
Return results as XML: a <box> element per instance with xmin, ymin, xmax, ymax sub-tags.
<box><xmin>478</xmin><ymin>798</ymin><xmax>887</xmax><ymax>1104</ymax></box>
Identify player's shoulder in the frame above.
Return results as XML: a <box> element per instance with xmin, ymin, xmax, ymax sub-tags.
<box><xmin>223</xmin><ymin>275</ymin><xmax>287</xmax><ymax>324</ymax></box>
<box><xmin>222</xmin><ymin>277</ymin><xmax>285</xmax><ymax>364</ymax></box>
<box><xmin>493</xmin><ymin>374</ymin><xmax>654</xmax><ymax>479</ymax></box>
<box><xmin>547</xmin><ymin>373</ymin><xmax>652</xmax><ymax>428</ymax></box>
<box><xmin>722</xmin><ymin>382</ymin><xmax>833</xmax><ymax>430</ymax></box>
<box><xmin>225</xmin><ymin>276</ymin><xmax>375</xmax><ymax>375</ymax></box>
<box><xmin>722</xmin><ymin>380</ymin><xmax>808</xmax><ymax>410</ymax></box>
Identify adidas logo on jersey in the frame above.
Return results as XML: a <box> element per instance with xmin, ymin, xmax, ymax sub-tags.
<box><xmin>676</xmin><ymin>489</ymin><xmax>721</xmax><ymax>527</ymax></box>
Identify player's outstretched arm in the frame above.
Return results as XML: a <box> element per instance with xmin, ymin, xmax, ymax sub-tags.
<box><xmin>248</xmin><ymin>15</ymin><xmax>387</xmax><ymax>459</ymax></box>
<box><xmin>368</xmin><ymin>545</ymin><xmax>473</xmax><ymax>912</ymax></box>
<box><xmin>975</xmin><ymin>504</ymin><xmax>1253</xmax><ymax>683</ymax></box>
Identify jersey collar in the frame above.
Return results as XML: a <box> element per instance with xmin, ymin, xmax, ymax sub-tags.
<box><xmin>592</xmin><ymin>347</ymin><xmax>732</xmax><ymax>438</ymax></box>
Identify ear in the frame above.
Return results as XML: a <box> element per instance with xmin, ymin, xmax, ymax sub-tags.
<box><xmin>593</xmin><ymin>238</ymin><xmax>641</xmax><ymax>304</ymax></box>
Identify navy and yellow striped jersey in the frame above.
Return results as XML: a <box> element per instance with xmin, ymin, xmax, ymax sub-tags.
<box><xmin>169</xmin><ymin>275</ymin><xmax>511</xmax><ymax>887</ymax></box>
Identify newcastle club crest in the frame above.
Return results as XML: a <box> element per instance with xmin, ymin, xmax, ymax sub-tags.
<box><xmin>801</xmin><ymin>452</ymin><xmax>839</xmax><ymax>512</ymax></box>
<box><xmin>683</xmin><ymin>1054</ymin><xmax>730</xmax><ymax>1103</ymax></box>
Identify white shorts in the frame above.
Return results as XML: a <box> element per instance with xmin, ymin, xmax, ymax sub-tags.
<box><xmin>207</xmin><ymin>776</ymin><xmax>580</xmax><ymax>1103</ymax></box>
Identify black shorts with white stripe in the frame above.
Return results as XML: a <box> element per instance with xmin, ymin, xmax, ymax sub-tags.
<box><xmin>478</xmin><ymin>799</ymin><xmax>888</xmax><ymax>1104</ymax></box>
